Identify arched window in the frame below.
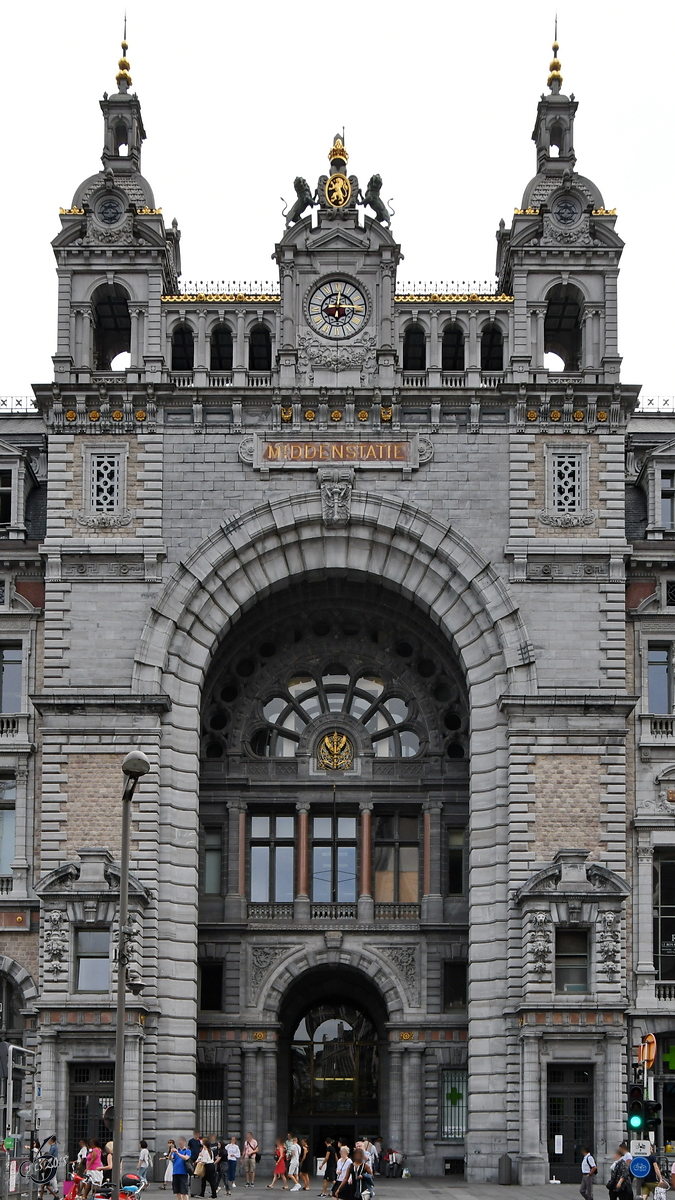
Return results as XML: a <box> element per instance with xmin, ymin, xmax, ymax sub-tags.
<box><xmin>480</xmin><ymin>323</ymin><xmax>503</xmax><ymax>372</ymax></box>
<box><xmin>441</xmin><ymin>325</ymin><xmax>465</xmax><ymax>372</ymax></box>
<box><xmin>249</xmin><ymin>325</ymin><xmax>272</xmax><ymax>372</ymax></box>
<box><xmin>0</xmin><ymin>974</ymin><xmax>23</xmax><ymax>1039</ymax></box>
<box><xmin>115</xmin><ymin>123</ymin><xmax>129</xmax><ymax>156</ymax></box>
<box><xmin>210</xmin><ymin>324</ymin><xmax>233</xmax><ymax>372</ymax></box>
<box><xmin>544</xmin><ymin>284</ymin><xmax>583</xmax><ymax>372</ymax></box>
<box><xmin>91</xmin><ymin>284</ymin><xmax>131</xmax><ymax>372</ymax></box>
<box><xmin>171</xmin><ymin>324</ymin><xmax>195</xmax><ymax>372</ymax></box>
<box><xmin>403</xmin><ymin>325</ymin><xmax>426</xmax><ymax>372</ymax></box>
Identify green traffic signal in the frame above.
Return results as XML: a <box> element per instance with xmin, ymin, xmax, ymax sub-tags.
<box><xmin>629</xmin><ymin>1112</ymin><xmax>644</xmax><ymax>1129</ymax></box>
<box><xmin>628</xmin><ymin>1083</ymin><xmax>645</xmax><ymax>1131</ymax></box>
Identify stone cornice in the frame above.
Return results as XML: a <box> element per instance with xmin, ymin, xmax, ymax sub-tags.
<box><xmin>30</xmin><ymin>692</ymin><xmax>171</xmax><ymax>714</ymax></box>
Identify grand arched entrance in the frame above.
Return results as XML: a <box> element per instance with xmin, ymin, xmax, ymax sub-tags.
<box><xmin>279</xmin><ymin>967</ymin><xmax>387</xmax><ymax>1156</ymax></box>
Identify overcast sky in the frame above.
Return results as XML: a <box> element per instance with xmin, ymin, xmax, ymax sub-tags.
<box><xmin>4</xmin><ymin>0</ymin><xmax>672</xmax><ymax>398</ymax></box>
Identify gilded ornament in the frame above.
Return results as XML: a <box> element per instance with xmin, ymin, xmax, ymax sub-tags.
<box><xmin>136</xmin><ymin>207</ymin><xmax>162</xmax><ymax>215</ymax></box>
<box><xmin>280</xmin><ymin>406</ymin><xmax>293</xmax><ymax>422</ymax></box>
<box><xmin>526</xmin><ymin>410</ymin><xmax>538</xmax><ymax>421</ymax></box>
<box><xmin>331</xmin><ymin>410</ymin><xmax>342</xmax><ymax>422</ymax></box>
<box><xmin>399</xmin><ymin>1030</ymin><xmax>414</xmax><ymax>1041</ymax></box>
<box><xmin>550</xmin><ymin>410</ymin><xmax>561</xmax><ymax>422</ymax></box>
<box><xmin>358</xmin><ymin>410</ymin><xmax>369</xmax><ymax>421</ymax></box>
<box><xmin>65</xmin><ymin>410</ymin><xmax>76</xmax><ymax>421</ymax></box>
<box><xmin>573</xmin><ymin>410</ymin><xmax>584</xmax><ymax>422</ymax></box>
<box><xmin>380</xmin><ymin>406</ymin><xmax>393</xmax><ymax>422</ymax></box>
<box><xmin>597</xmin><ymin>411</ymin><xmax>608</xmax><ymax>422</ymax></box>
<box><xmin>252</xmin><ymin>1030</ymin><xmax>267</xmax><ymax>1041</ymax></box>
<box><xmin>325</xmin><ymin>174</ymin><xmax>352</xmax><ymax>208</ymax></box>
<box><xmin>304</xmin><ymin>410</ymin><xmax>316</xmax><ymax>421</ymax></box>
<box><xmin>59</xmin><ymin>207</ymin><xmax>85</xmax><ymax>215</ymax></box>
<box><xmin>112</xmin><ymin>410</ymin><xmax>124</xmax><ymax>421</ymax></box>
<box><xmin>318</xmin><ymin>730</ymin><xmax>354</xmax><ymax>771</ymax></box>
<box><xmin>135</xmin><ymin>410</ymin><xmax>147</xmax><ymax>422</ymax></box>
<box><xmin>592</xmin><ymin>208</ymin><xmax>616</xmax><ymax>216</ymax></box>
<box><xmin>89</xmin><ymin>410</ymin><xmax>100</xmax><ymax>422</ymax></box>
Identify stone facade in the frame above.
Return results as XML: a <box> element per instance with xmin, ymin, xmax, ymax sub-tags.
<box><xmin>2</xmin><ymin>34</ymin><xmax>675</xmax><ymax>1189</ymax></box>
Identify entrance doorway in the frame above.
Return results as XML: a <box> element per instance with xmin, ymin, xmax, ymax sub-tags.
<box><xmin>279</xmin><ymin>967</ymin><xmax>386</xmax><ymax>1160</ymax></box>
<box><xmin>68</xmin><ymin>1063</ymin><xmax>115</xmax><ymax>1158</ymax></box>
<box><xmin>547</xmin><ymin>1064</ymin><xmax>594</xmax><ymax>1184</ymax></box>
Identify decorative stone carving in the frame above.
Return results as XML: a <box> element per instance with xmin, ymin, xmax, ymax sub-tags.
<box><xmin>382</xmin><ymin>945</ymin><xmax>420</xmax><ymax>1004</ymax></box>
<box><xmin>529</xmin><ymin>912</ymin><xmax>552</xmax><ymax>973</ymax></box>
<box><xmin>538</xmin><ymin>509</ymin><xmax>596</xmax><ymax>528</ymax></box>
<box><xmin>318</xmin><ymin>468</ymin><xmax>354</xmax><ymax>527</ymax></box>
<box><xmin>82</xmin><ymin>214</ymin><xmax>136</xmax><ymax>246</ymax></box>
<box><xmin>238</xmin><ymin>437</ymin><xmax>255</xmax><ymax>464</ymax></box>
<box><xmin>527</xmin><ymin>560</ymin><xmax>609</xmax><ymax>582</ymax></box>
<box><xmin>112</xmin><ymin>913</ymin><xmax>143</xmax><ymax>986</ymax></box>
<box><xmin>324</xmin><ymin>931</ymin><xmax>343</xmax><ymax>950</ymax></box>
<box><xmin>43</xmin><ymin>909</ymin><xmax>69</xmax><ymax>978</ymax></box>
<box><xmin>541</xmin><ymin>213</ymin><xmax>593</xmax><ymax>247</ymax></box>
<box><xmin>250</xmin><ymin>946</ymin><xmax>285</xmax><ymax>997</ymax></box>
<box><xmin>596</xmin><ymin>911</ymin><xmax>620</xmax><ymax>979</ymax></box>
<box><xmin>74</xmin><ymin>510</ymin><xmax>132</xmax><ymax>529</ymax></box>
<box><xmin>297</xmin><ymin>332</ymin><xmax>377</xmax><ymax>375</ymax></box>
<box><xmin>418</xmin><ymin>437</ymin><xmax>433</xmax><ymax>464</ymax></box>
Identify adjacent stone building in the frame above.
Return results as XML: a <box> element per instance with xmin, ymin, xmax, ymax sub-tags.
<box><xmin>1</xmin><ymin>32</ymin><xmax>674</xmax><ymax>1185</ymax></box>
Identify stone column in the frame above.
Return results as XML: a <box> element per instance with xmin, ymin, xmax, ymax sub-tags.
<box><xmin>234</xmin><ymin>308</ymin><xmax>247</xmax><ymax>384</ymax></box>
<box><xmin>421</xmin><ymin>799</ymin><xmax>443</xmax><ymax>921</ymax></box>
<box><xmin>358</xmin><ymin>802</ymin><xmax>374</xmax><ymax>921</ymax></box>
<box><xmin>81</xmin><ymin>308</ymin><xmax>93</xmax><ymax>370</ymax></box>
<box><xmin>533</xmin><ymin>309</ymin><xmax>545</xmax><ymax>369</ymax></box>
<box><xmin>129</xmin><ymin>308</ymin><xmax>140</xmax><ymax>369</ymax></box>
<box><xmin>295</xmin><ymin>801</ymin><xmax>310</xmax><ymax>921</ymax></box>
<box><xmin>388</xmin><ymin>1045</ymin><xmax>404</xmax><ymax>1148</ymax></box>
<box><xmin>403</xmin><ymin>1047</ymin><xmax>425</xmax><ymax>1167</ymax></box>
<box><xmin>281</xmin><ymin>265</ymin><xmax>294</xmax><ymax>347</ymax></box>
<box><xmin>225</xmin><ymin>800</ymin><xmax>246</xmax><ymax>921</ymax></box>
<box><xmin>635</xmin><ymin>840</ymin><xmax>656</xmax><ymax>1001</ymax></box>
<box><xmin>242</xmin><ymin>1045</ymin><xmax>258</xmax><ymax>1137</ymax></box>
<box><xmin>262</xmin><ymin>1049</ymin><xmax>277</xmax><ymax>1159</ymax></box>
<box><xmin>381</xmin><ymin>265</ymin><xmax>394</xmax><ymax>346</ymax></box>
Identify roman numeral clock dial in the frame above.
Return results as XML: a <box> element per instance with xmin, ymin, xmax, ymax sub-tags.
<box><xmin>308</xmin><ymin>280</ymin><xmax>367</xmax><ymax>339</ymax></box>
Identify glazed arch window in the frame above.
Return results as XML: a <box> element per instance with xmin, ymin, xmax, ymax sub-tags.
<box><xmin>210</xmin><ymin>323</ymin><xmax>233</xmax><ymax>372</ymax></box>
<box><xmin>249</xmin><ymin>325</ymin><xmax>272</xmax><ymax>372</ymax></box>
<box><xmin>403</xmin><ymin>324</ymin><xmax>426</xmax><ymax>372</ymax></box>
<box><xmin>480</xmin><ymin>323</ymin><xmax>503</xmax><ymax>372</ymax></box>
<box><xmin>312</xmin><ymin>814</ymin><xmax>357</xmax><ymax>904</ymax></box>
<box><xmin>250</xmin><ymin>815</ymin><xmax>295</xmax><ymax>903</ymax></box>
<box><xmin>171</xmin><ymin>323</ymin><xmax>195</xmax><ymax>371</ymax></box>
<box><xmin>252</xmin><ymin>666</ymin><xmax>422</xmax><ymax>760</ymax></box>
<box><xmin>373</xmin><ymin>814</ymin><xmax>419</xmax><ymax>903</ymax></box>
<box><xmin>441</xmin><ymin>325</ymin><xmax>464</xmax><ymax>372</ymax></box>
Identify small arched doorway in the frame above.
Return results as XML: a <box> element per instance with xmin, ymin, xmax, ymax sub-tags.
<box><xmin>279</xmin><ymin>967</ymin><xmax>387</xmax><ymax>1157</ymax></box>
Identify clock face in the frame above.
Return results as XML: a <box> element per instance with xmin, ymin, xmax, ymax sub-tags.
<box><xmin>308</xmin><ymin>280</ymin><xmax>367</xmax><ymax>339</ymax></box>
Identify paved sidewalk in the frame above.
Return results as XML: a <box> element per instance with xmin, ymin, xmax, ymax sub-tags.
<box><xmin>140</xmin><ymin>1179</ymin><xmax>583</xmax><ymax>1198</ymax></box>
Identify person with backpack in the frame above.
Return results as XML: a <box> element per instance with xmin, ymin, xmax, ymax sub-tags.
<box><xmin>242</xmin><ymin>1134</ymin><xmax>259</xmax><ymax>1188</ymax></box>
<box><xmin>580</xmin><ymin>1145</ymin><xmax>596</xmax><ymax>1200</ymax></box>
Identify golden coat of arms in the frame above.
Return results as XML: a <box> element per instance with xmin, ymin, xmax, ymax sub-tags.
<box><xmin>318</xmin><ymin>730</ymin><xmax>354</xmax><ymax>770</ymax></box>
<box><xmin>325</xmin><ymin>174</ymin><xmax>352</xmax><ymax>208</ymax></box>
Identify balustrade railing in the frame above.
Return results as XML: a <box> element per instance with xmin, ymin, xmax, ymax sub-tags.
<box><xmin>656</xmin><ymin>982</ymin><xmax>675</xmax><ymax>1001</ymax></box>
<box><xmin>0</xmin><ymin>877</ymin><xmax>13</xmax><ymax>894</ymax></box>
<box><xmin>209</xmin><ymin>373</ymin><xmax>234</xmax><ymax>387</ymax></box>
<box><xmin>650</xmin><ymin>716</ymin><xmax>675</xmax><ymax>738</ymax></box>
<box><xmin>248</xmin><ymin>902</ymin><xmax>294</xmax><ymax>920</ymax></box>
<box><xmin>480</xmin><ymin>373</ymin><xmax>503</xmax><ymax>388</ymax></box>
<box><xmin>311</xmin><ymin>903</ymin><xmax>357</xmax><ymax>920</ymax></box>
<box><xmin>374</xmin><ymin>903</ymin><xmax>421</xmax><ymax>920</ymax></box>
<box><xmin>247</xmin><ymin>372</ymin><xmax>272</xmax><ymax>388</ymax></box>
<box><xmin>169</xmin><ymin>372</ymin><xmax>195</xmax><ymax>389</ymax></box>
<box><xmin>401</xmin><ymin>373</ymin><xmax>428</xmax><ymax>388</ymax></box>
<box><xmin>441</xmin><ymin>373</ymin><xmax>465</xmax><ymax>388</ymax></box>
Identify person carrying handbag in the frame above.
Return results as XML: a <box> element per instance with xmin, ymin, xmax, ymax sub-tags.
<box><xmin>197</xmin><ymin>1140</ymin><xmax>217</xmax><ymax>1200</ymax></box>
<box><xmin>580</xmin><ymin>1146</ymin><xmax>597</xmax><ymax>1200</ymax></box>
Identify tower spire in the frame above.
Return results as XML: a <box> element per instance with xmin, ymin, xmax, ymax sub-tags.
<box><xmin>547</xmin><ymin>18</ymin><xmax>563</xmax><ymax>94</ymax></box>
<box><xmin>115</xmin><ymin>16</ymin><xmax>132</xmax><ymax>94</ymax></box>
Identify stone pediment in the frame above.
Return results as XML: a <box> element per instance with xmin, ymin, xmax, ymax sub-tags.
<box><xmin>307</xmin><ymin>225</ymin><xmax>371</xmax><ymax>252</ymax></box>
<box><xmin>516</xmin><ymin>848</ymin><xmax>629</xmax><ymax>903</ymax></box>
<box><xmin>35</xmin><ymin>846</ymin><xmax>150</xmax><ymax>904</ymax></box>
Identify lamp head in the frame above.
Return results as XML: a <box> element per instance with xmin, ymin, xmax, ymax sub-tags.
<box><xmin>122</xmin><ymin>750</ymin><xmax>151</xmax><ymax>780</ymax></box>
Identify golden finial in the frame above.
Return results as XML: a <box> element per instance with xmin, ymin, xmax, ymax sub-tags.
<box><xmin>328</xmin><ymin>134</ymin><xmax>348</xmax><ymax>165</ymax></box>
<box><xmin>547</xmin><ymin>16</ymin><xmax>562</xmax><ymax>91</ymax></box>
<box><xmin>116</xmin><ymin>16</ymin><xmax>132</xmax><ymax>91</ymax></box>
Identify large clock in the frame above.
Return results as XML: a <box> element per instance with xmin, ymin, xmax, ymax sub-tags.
<box><xmin>308</xmin><ymin>280</ymin><xmax>367</xmax><ymax>339</ymax></box>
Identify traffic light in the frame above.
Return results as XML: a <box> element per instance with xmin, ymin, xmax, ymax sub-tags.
<box><xmin>645</xmin><ymin>1100</ymin><xmax>662</xmax><ymax>1132</ymax></box>
<box><xmin>628</xmin><ymin>1082</ymin><xmax>645</xmax><ymax>1131</ymax></box>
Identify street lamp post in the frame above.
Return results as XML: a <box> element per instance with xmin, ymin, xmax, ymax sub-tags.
<box><xmin>112</xmin><ymin>751</ymin><xmax>151</xmax><ymax>1200</ymax></box>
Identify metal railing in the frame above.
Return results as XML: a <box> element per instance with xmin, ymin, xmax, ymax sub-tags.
<box><xmin>311</xmin><ymin>903</ymin><xmax>357</xmax><ymax>920</ymax></box>
<box><xmin>397</xmin><ymin>280</ymin><xmax>500</xmax><ymax>296</ymax></box>
<box><xmin>374</xmin><ymin>903</ymin><xmax>421</xmax><ymax>920</ymax></box>
<box><xmin>175</xmin><ymin>280</ymin><xmax>281</xmax><ymax>297</ymax></box>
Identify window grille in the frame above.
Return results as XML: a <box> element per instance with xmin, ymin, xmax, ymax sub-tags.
<box><xmin>441</xmin><ymin>1068</ymin><xmax>468</xmax><ymax>1137</ymax></box>
<box><xmin>91</xmin><ymin>454</ymin><xmax>121</xmax><ymax>513</ymax></box>
<box><xmin>553</xmin><ymin>455</ymin><xmax>581</xmax><ymax>512</ymax></box>
<box><xmin>666</xmin><ymin>582</ymin><xmax>675</xmax><ymax>608</ymax></box>
<box><xmin>197</xmin><ymin>1067</ymin><xmax>224</xmax><ymax>1135</ymax></box>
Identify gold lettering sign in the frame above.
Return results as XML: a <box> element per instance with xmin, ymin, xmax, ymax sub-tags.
<box><xmin>262</xmin><ymin>441</ymin><xmax>410</xmax><ymax>464</ymax></box>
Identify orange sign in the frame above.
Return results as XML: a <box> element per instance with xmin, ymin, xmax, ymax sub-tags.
<box><xmin>640</xmin><ymin>1033</ymin><xmax>657</xmax><ymax>1070</ymax></box>
<box><xmin>262</xmin><ymin>440</ymin><xmax>411</xmax><ymax>464</ymax></box>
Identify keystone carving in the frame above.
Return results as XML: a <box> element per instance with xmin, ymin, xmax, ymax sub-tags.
<box><xmin>318</xmin><ymin>468</ymin><xmax>354</xmax><ymax>527</ymax></box>
<box><xmin>297</xmin><ymin>332</ymin><xmax>377</xmax><ymax>375</ymax></box>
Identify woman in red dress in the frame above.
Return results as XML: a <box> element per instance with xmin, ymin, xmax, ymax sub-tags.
<box><xmin>267</xmin><ymin>1139</ymin><xmax>288</xmax><ymax>1190</ymax></box>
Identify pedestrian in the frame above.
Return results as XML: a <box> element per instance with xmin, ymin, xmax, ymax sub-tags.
<box><xmin>163</xmin><ymin>1141</ymin><xmax>177</xmax><ymax>1190</ymax></box>
<box><xmin>171</xmin><ymin>1137</ymin><xmax>192</xmax><ymax>1200</ymax></box>
<box><xmin>243</xmin><ymin>1134</ymin><xmax>259</xmax><ymax>1188</ymax></box>
<box><xmin>189</xmin><ymin>1133</ymin><xmax>203</xmax><ymax>1162</ymax></box>
<box><xmin>138</xmin><ymin>1142</ymin><xmax>152</xmax><ymax>1189</ymax></box>
<box><xmin>267</xmin><ymin>1138</ymin><xmax>288</xmax><ymax>1189</ymax></box>
<box><xmin>226</xmin><ymin>1136</ymin><xmax>241</xmax><ymax>1195</ymax></box>
<box><xmin>288</xmin><ymin>1138</ymin><xmax>301</xmax><ymax>1192</ymax></box>
<box><xmin>299</xmin><ymin>1140</ymin><xmax>310</xmax><ymax>1191</ymax></box>
<box><xmin>319</xmin><ymin>1140</ymin><xmax>337</xmax><ymax>1198</ymax></box>
<box><xmin>73</xmin><ymin>1139</ymin><xmax>88</xmax><ymax>1180</ymax></box>
<box><xmin>640</xmin><ymin>1148</ymin><xmax>663</xmax><ymax>1200</ymax></box>
<box><xmin>38</xmin><ymin>1136</ymin><xmax>59</xmax><ymax>1200</ymax></box>
<box><xmin>335</xmin><ymin>1148</ymin><xmax>366</xmax><ymax>1200</ymax></box>
<box><xmin>198</xmin><ymin>1138</ymin><xmax>218</xmax><ymax>1200</ymax></box>
<box><xmin>102</xmin><ymin>1142</ymin><xmax>114</xmax><ymax>1188</ymax></box>
<box><xmin>580</xmin><ymin>1145</ymin><xmax>596</xmax><ymax>1200</ymax></box>
<box><xmin>607</xmin><ymin>1149</ymin><xmax>632</xmax><ymax>1200</ymax></box>
<box><xmin>332</xmin><ymin>1148</ymin><xmax>353</xmax><ymax>1199</ymax></box>
<box><xmin>372</xmin><ymin>1142</ymin><xmax>382</xmax><ymax>1178</ymax></box>
<box><xmin>81</xmin><ymin>1140</ymin><xmax>103</xmax><ymax>1200</ymax></box>
<box><xmin>619</xmin><ymin>1144</ymin><xmax>633</xmax><ymax>1166</ymax></box>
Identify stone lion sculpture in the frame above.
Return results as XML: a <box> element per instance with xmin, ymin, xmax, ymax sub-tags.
<box><xmin>363</xmin><ymin>174</ymin><xmax>392</xmax><ymax>226</ymax></box>
<box><xmin>284</xmin><ymin>177</ymin><xmax>315</xmax><ymax>226</ymax></box>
